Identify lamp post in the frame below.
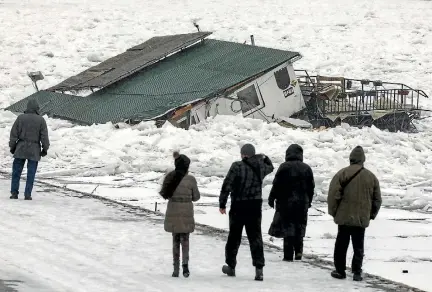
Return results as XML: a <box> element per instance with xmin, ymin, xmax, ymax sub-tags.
<box><xmin>27</xmin><ymin>71</ymin><xmax>44</xmax><ymax>92</ymax></box>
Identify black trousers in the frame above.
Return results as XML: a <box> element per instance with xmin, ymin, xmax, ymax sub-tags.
<box><xmin>283</xmin><ymin>234</ymin><xmax>303</xmax><ymax>260</ymax></box>
<box><xmin>225</xmin><ymin>201</ymin><xmax>265</xmax><ymax>269</ymax></box>
<box><xmin>334</xmin><ymin>225</ymin><xmax>365</xmax><ymax>275</ymax></box>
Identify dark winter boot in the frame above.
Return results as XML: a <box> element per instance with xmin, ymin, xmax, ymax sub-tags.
<box><xmin>10</xmin><ymin>194</ymin><xmax>18</xmax><ymax>199</ymax></box>
<box><xmin>353</xmin><ymin>273</ymin><xmax>363</xmax><ymax>281</ymax></box>
<box><xmin>295</xmin><ymin>253</ymin><xmax>303</xmax><ymax>260</ymax></box>
<box><xmin>222</xmin><ymin>265</ymin><xmax>236</xmax><ymax>277</ymax></box>
<box><xmin>172</xmin><ymin>262</ymin><xmax>180</xmax><ymax>277</ymax></box>
<box><xmin>254</xmin><ymin>268</ymin><xmax>263</xmax><ymax>281</ymax></box>
<box><xmin>24</xmin><ymin>196</ymin><xmax>32</xmax><ymax>200</ymax></box>
<box><xmin>331</xmin><ymin>270</ymin><xmax>346</xmax><ymax>279</ymax></box>
<box><xmin>182</xmin><ymin>264</ymin><xmax>190</xmax><ymax>278</ymax></box>
<box><xmin>282</xmin><ymin>257</ymin><xmax>293</xmax><ymax>262</ymax></box>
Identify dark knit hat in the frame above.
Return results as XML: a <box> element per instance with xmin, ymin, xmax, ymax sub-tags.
<box><xmin>175</xmin><ymin>154</ymin><xmax>190</xmax><ymax>173</ymax></box>
<box><xmin>240</xmin><ymin>143</ymin><xmax>256</xmax><ymax>157</ymax></box>
<box><xmin>349</xmin><ymin>146</ymin><xmax>366</xmax><ymax>165</ymax></box>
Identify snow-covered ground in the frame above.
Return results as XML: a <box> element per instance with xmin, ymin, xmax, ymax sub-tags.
<box><xmin>44</xmin><ymin>176</ymin><xmax>431</xmax><ymax>292</ymax></box>
<box><xmin>1</xmin><ymin>0</ymin><xmax>432</xmax><ymax>290</ymax></box>
<box><xmin>0</xmin><ymin>177</ymin><xmax>399</xmax><ymax>292</ymax></box>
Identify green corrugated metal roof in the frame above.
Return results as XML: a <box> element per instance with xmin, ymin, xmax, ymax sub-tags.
<box><xmin>6</xmin><ymin>90</ymin><xmax>81</xmax><ymax>116</ymax></box>
<box><xmin>6</xmin><ymin>39</ymin><xmax>300</xmax><ymax>124</ymax></box>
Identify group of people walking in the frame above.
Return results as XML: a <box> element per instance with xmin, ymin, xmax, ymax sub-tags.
<box><xmin>160</xmin><ymin>143</ymin><xmax>382</xmax><ymax>282</ymax></box>
<box><xmin>8</xmin><ymin>99</ymin><xmax>382</xmax><ymax>283</ymax></box>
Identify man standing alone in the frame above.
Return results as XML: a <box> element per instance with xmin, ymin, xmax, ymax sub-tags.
<box><xmin>219</xmin><ymin>143</ymin><xmax>274</xmax><ymax>281</ymax></box>
<box><xmin>9</xmin><ymin>99</ymin><xmax>50</xmax><ymax>200</ymax></box>
<box><xmin>327</xmin><ymin>146</ymin><xmax>381</xmax><ymax>281</ymax></box>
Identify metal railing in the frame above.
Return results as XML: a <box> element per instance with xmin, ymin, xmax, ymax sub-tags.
<box><xmin>294</xmin><ymin>70</ymin><xmax>429</xmax><ymax>114</ymax></box>
<box><xmin>321</xmin><ymin>89</ymin><xmax>423</xmax><ymax>114</ymax></box>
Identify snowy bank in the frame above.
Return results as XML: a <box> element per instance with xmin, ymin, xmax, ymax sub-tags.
<box><xmin>2</xmin><ymin>114</ymin><xmax>430</xmax><ymax>211</ymax></box>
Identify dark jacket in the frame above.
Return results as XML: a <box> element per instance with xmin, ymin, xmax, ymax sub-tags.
<box><xmin>219</xmin><ymin>154</ymin><xmax>274</xmax><ymax>209</ymax></box>
<box><xmin>327</xmin><ymin>146</ymin><xmax>382</xmax><ymax>228</ymax></box>
<box><xmin>268</xmin><ymin>144</ymin><xmax>315</xmax><ymax>238</ymax></box>
<box><xmin>9</xmin><ymin>100</ymin><xmax>50</xmax><ymax>161</ymax></box>
<box><xmin>164</xmin><ymin>173</ymin><xmax>201</xmax><ymax>233</ymax></box>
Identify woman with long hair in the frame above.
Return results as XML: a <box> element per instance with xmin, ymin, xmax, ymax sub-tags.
<box><xmin>160</xmin><ymin>153</ymin><xmax>200</xmax><ymax>278</ymax></box>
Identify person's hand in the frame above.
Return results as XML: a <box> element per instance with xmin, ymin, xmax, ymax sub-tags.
<box><xmin>10</xmin><ymin>148</ymin><xmax>15</xmax><ymax>155</ymax></box>
<box><xmin>41</xmin><ymin>148</ymin><xmax>48</xmax><ymax>157</ymax></box>
<box><xmin>268</xmin><ymin>200</ymin><xmax>274</xmax><ymax>209</ymax></box>
<box><xmin>219</xmin><ymin>208</ymin><xmax>226</xmax><ymax>214</ymax></box>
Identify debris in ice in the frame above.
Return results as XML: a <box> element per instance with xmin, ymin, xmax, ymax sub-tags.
<box><xmin>42</xmin><ymin>51</ymin><xmax>54</xmax><ymax>58</ymax></box>
<box><xmin>87</xmin><ymin>53</ymin><xmax>104</xmax><ymax>62</ymax></box>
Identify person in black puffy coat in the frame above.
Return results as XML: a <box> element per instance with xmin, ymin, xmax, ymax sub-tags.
<box><xmin>268</xmin><ymin>144</ymin><xmax>315</xmax><ymax>261</ymax></box>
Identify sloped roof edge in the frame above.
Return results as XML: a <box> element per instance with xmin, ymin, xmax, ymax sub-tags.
<box><xmin>47</xmin><ymin>31</ymin><xmax>213</xmax><ymax>92</ymax></box>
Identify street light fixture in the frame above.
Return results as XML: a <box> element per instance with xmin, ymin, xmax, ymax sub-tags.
<box><xmin>27</xmin><ymin>71</ymin><xmax>44</xmax><ymax>92</ymax></box>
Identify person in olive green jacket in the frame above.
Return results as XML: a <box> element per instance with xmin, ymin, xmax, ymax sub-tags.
<box><xmin>327</xmin><ymin>146</ymin><xmax>382</xmax><ymax>282</ymax></box>
<box><xmin>160</xmin><ymin>153</ymin><xmax>200</xmax><ymax>279</ymax></box>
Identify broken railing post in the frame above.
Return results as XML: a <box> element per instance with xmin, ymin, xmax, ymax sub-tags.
<box><xmin>250</xmin><ymin>35</ymin><xmax>255</xmax><ymax>46</ymax></box>
<box><xmin>90</xmin><ymin>185</ymin><xmax>99</xmax><ymax>195</ymax></box>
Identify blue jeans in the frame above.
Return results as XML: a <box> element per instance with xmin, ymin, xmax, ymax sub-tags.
<box><xmin>11</xmin><ymin>158</ymin><xmax>39</xmax><ymax>197</ymax></box>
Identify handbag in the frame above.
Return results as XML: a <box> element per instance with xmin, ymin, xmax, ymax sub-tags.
<box><xmin>268</xmin><ymin>210</ymin><xmax>284</xmax><ymax>238</ymax></box>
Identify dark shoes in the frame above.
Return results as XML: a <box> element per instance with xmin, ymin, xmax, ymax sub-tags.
<box><xmin>172</xmin><ymin>263</ymin><xmax>190</xmax><ymax>278</ymax></box>
<box><xmin>172</xmin><ymin>263</ymin><xmax>179</xmax><ymax>277</ymax></box>
<box><xmin>331</xmin><ymin>270</ymin><xmax>363</xmax><ymax>281</ymax></box>
<box><xmin>9</xmin><ymin>194</ymin><xmax>32</xmax><ymax>200</ymax></box>
<box><xmin>331</xmin><ymin>270</ymin><xmax>347</xmax><ymax>279</ymax></box>
<box><xmin>254</xmin><ymin>268</ymin><xmax>263</xmax><ymax>281</ymax></box>
<box><xmin>222</xmin><ymin>265</ymin><xmax>263</xmax><ymax>281</ymax></box>
<box><xmin>283</xmin><ymin>253</ymin><xmax>301</xmax><ymax>262</ymax></box>
<box><xmin>222</xmin><ymin>265</ymin><xmax>236</xmax><ymax>277</ymax></box>
<box><xmin>182</xmin><ymin>264</ymin><xmax>190</xmax><ymax>278</ymax></box>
